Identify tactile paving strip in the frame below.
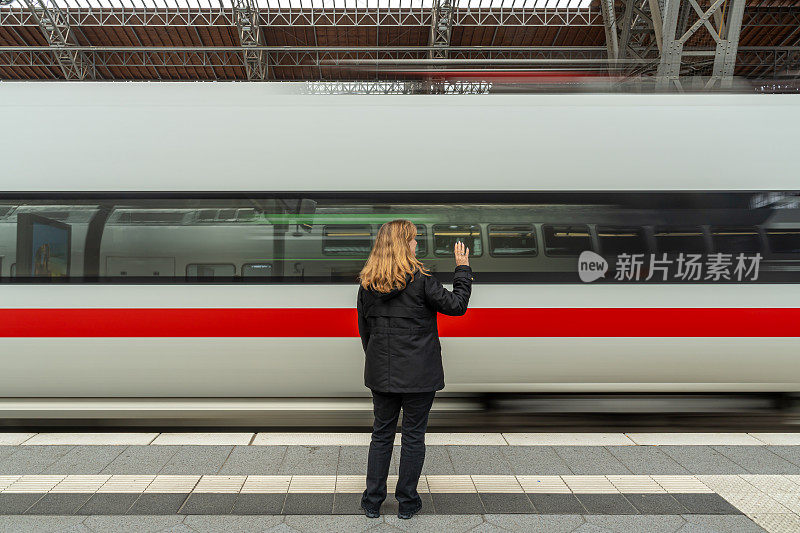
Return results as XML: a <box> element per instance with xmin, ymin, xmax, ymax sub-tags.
<box><xmin>0</xmin><ymin>473</ymin><xmax>798</xmax><ymax>525</ymax></box>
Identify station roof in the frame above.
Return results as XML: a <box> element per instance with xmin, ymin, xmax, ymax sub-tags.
<box><xmin>0</xmin><ymin>0</ymin><xmax>798</xmax><ymax>81</ymax></box>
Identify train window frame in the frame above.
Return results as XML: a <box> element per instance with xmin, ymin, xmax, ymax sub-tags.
<box><xmin>542</xmin><ymin>224</ymin><xmax>592</xmax><ymax>257</ymax></box>
<box><xmin>766</xmin><ymin>228</ymin><xmax>800</xmax><ymax>254</ymax></box>
<box><xmin>487</xmin><ymin>224</ymin><xmax>538</xmax><ymax>258</ymax></box>
<box><xmin>710</xmin><ymin>226</ymin><xmax>763</xmax><ymax>254</ymax></box>
<box><xmin>653</xmin><ymin>225</ymin><xmax>707</xmax><ymax>254</ymax></box>
<box><xmin>596</xmin><ymin>225</ymin><xmax>648</xmax><ymax>256</ymax></box>
<box><xmin>321</xmin><ymin>224</ymin><xmax>373</xmax><ymax>257</ymax></box>
<box><xmin>185</xmin><ymin>263</ymin><xmax>236</xmax><ymax>278</ymax></box>
<box><xmin>432</xmin><ymin>224</ymin><xmax>484</xmax><ymax>258</ymax></box>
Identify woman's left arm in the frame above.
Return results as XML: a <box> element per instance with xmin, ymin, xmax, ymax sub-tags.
<box><xmin>357</xmin><ymin>287</ymin><xmax>370</xmax><ymax>353</ymax></box>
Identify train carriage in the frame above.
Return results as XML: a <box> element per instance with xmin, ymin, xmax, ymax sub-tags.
<box><xmin>0</xmin><ymin>82</ymin><xmax>798</xmax><ymax>423</ymax></box>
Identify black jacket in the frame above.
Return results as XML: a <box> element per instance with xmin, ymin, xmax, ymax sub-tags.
<box><xmin>357</xmin><ymin>265</ymin><xmax>473</xmax><ymax>393</ymax></box>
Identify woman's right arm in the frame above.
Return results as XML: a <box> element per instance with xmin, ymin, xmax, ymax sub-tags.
<box><xmin>424</xmin><ymin>242</ymin><xmax>473</xmax><ymax>316</ymax></box>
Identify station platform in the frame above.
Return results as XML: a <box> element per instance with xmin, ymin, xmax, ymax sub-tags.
<box><xmin>2</xmin><ymin>432</ymin><xmax>800</xmax><ymax>532</ymax></box>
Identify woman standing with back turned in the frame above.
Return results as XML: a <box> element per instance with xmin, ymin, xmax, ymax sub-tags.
<box><xmin>357</xmin><ymin>219</ymin><xmax>473</xmax><ymax>520</ymax></box>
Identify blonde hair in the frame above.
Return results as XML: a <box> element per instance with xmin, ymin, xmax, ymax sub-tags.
<box><xmin>359</xmin><ymin>219</ymin><xmax>429</xmax><ymax>292</ymax></box>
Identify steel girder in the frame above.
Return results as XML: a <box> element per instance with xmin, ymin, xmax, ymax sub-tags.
<box><xmin>737</xmin><ymin>47</ymin><xmax>800</xmax><ymax>79</ymax></box>
<box><xmin>601</xmin><ymin>0</ymin><xmax>664</xmax><ymax>77</ymax></box>
<box><xmin>656</xmin><ymin>0</ymin><xmax>747</xmax><ymax>90</ymax></box>
<box><xmin>19</xmin><ymin>0</ymin><xmax>94</xmax><ymax>79</ymax></box>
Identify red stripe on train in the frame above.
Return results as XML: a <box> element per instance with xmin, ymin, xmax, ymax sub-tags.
<box><xmin>0</xmin><ymin>308</ymin><xmax>799</xmax><ymax>337</ymax></box>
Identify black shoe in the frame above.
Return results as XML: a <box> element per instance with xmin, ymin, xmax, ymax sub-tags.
<box><xmin>361</xmin><ymin>504</ymin><xmax>380</xmax><ymax>519</ymax></box>
<box><xmin>398</xmin><ymin>505</ymin><xmax>421</xmax><ymax>519</ymax></box>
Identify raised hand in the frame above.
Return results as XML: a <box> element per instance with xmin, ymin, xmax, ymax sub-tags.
<box><xmin>454</xmin><ymin>241</ymin><xmax>470</xmax><ymax>267</ymax></box>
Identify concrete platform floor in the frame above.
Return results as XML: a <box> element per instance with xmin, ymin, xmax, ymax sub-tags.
<box><xmin>2</xmin><ymin>432</ymin><xmax>800</xmax><ymax>532</ymax></box>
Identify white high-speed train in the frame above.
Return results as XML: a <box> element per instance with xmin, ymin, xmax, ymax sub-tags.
<box><xmin>0</xmin><ymin>83</ymin><xmax>798</xmax><ymax>424</ymax></box>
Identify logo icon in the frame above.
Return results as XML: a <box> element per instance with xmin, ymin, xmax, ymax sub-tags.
<box><xmin>578</xmin><ymin>251</ymin><xmax>608</xmax><ymax>283</ymax></box>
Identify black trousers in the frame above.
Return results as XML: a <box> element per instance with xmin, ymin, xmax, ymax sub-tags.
<box><xmin>361</xmin><ymin>389</ymin><xmax>436</xmax><ymax>513</ymax></box>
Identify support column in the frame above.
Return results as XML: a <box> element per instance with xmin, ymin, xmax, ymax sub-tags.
<box><xmin>656</xmin><ymin>0</ymin><xmax>684</xmax><ymax>89</ymax></box>
<box><xmin>232</xmin><ymin>0</ymin><xmax>268</xmax><ymax>80</ymax></box>
<box><xmin>649</xmin><ymin>0</ymin><xmax>664</xmax><ymax>52</ymax></box>
<box><xmin>657</xmin><ymin>0</ymin><xmax>746</xmax><ymax>90</ymax></box>
<box><xmin>708</xmin><ymin>0</ymin><xmax>746</xmax><ymax>88</ymax></box>
<box><xmin>600</xmin><ymin>0</ymin><xmax>620</xmax><ymax>65</ymax></box>
<box><xmin>427</xmin><ymin>0</ymin><xmax>454</xmax><ymax>93</ymax></box>
<box><xmin>429</xmin><ymin>0</ymin><xmax>454</xmax><ymax>60</ymax></box>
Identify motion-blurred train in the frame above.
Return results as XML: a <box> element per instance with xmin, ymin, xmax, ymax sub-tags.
<box><xmin>0</xmin><ymin>82</ymin><xmax>798</xmax><ymax>424</ymax></box>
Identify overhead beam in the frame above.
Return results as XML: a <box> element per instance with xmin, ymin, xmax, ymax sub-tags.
<box><xmin>2</xmin><ymin>5</ymin><xmax>794</xmax><ymax>28</ymax></box>
<box><xmin>0</xmin><ymin>6</ymin><xmax>604</xmax><ymax>27</ymax></box>
<box><xmin>0</xmin><ymin>46</ymin><xmax>793</xmax><ymax>81</ymax></box>
<box><xmin>20</xmin><ymin>0</ymin><xmax>94</xmax><ymax>79</ymax></box>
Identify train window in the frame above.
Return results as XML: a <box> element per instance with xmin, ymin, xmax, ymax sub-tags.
<box><xmin>322</xmin><ymin>225</ymin><xmax>372</xmax><ymax>257</ymax></box>
<box><xmin>186</xmin><ymin>264</ymin><xmax>236</xmax><ymax>278</ymax></box>
<box><xmin>116</xmin><ymin>211</ymin><xmax>188</xmax><ymax>224</ymax></box>
<box><xmin>597</xmin><ymin>226</ymin><xmax>647</xmax><ymax>255</ymax></box>
<box><xmin>433</xmin><ymin>224</ymin><xmax>483</xmax><ymax>257</ymax></box>
<box><xmin>197</xmin><ymin>210</ymin><xmax>217</xmax><ymax>222</ymax></box>
<box><xmin>413</xmin><ymin>224</ymin><xmax>428</xmax><ymax>257</ymax></box>
<box><xmin>1</xmin><ymin>193</ymin><xmax>797</xmax><ymax>284</ymax></box>
<box><xmin>543</xmin><ymin>225</ymin><xmax>591</xmax><ymax>256</ymax></box>
<box><xmin>236</xmin><ymin>209</ymin><xmax>256</xmax><ymax>221</ymax></box>
<box><xmin>242</xmin><ymin>263</ymin><xmax>273</xmax><ymax>277</ymax></box>
<box><xmin>654</xmin><ymin>226</ymin><xmax>705</xmax><ymax>253</ymax></box>
<box><xmin>766</xmin><ymin>228</ymin><xmax>800</xmax><ymax>253</ymax></box>
<box><xmin>711</xmin><ymin>226</ymin><xmax>762</xmax><ymax>253</ymax></box>
<box><xmin>488</xmin><ymin>225</ymin><xmax>536</xmax><ymax>257</ymax></box>
<box><xmin>217</xmin><ymin>209</ymin><xmax>236</xmax><ymax>221</ymax></box>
